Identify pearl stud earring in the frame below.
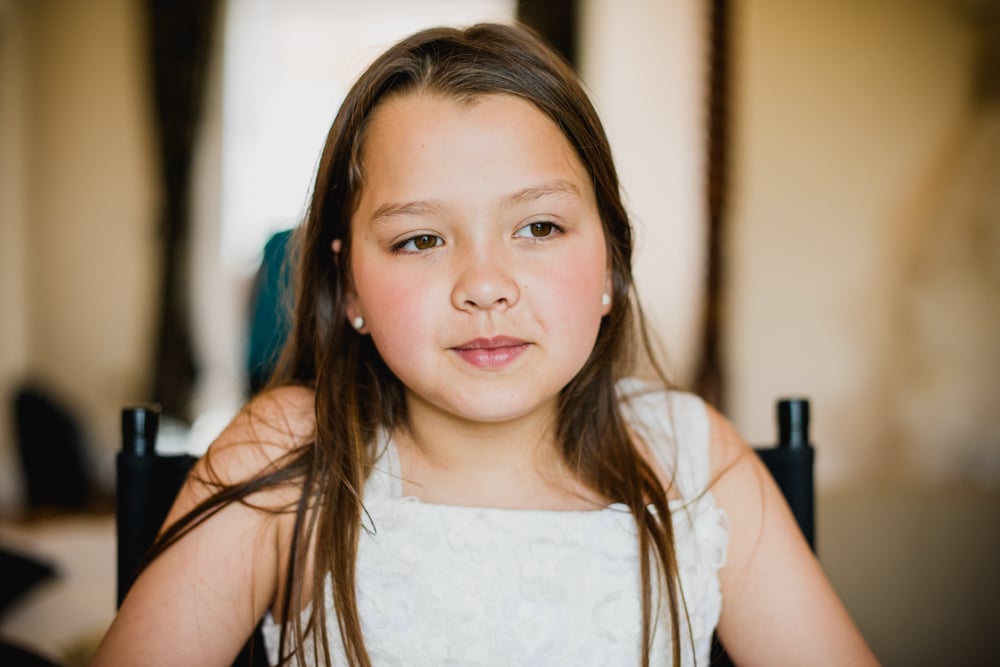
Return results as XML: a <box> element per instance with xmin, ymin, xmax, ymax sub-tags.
<box><xmin>352</xmin><ymin>317</ymin><xmax>365</xmax><ymax>330</ymax></box>
<box><xmin>601</xmin><ymin>293</ymin><xmax>611</xmax><ymax>307</ymax></box>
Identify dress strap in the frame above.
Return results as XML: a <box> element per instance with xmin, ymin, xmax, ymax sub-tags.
<box><xmin>617</xmin><ymin>379</ymin><xmax>712</xmax><ymax>500</ymax></box>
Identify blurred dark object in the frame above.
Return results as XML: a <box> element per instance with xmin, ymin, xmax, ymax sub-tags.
<box><xmin>246</xmin><ymin>229</ymin><xmax>294</xmax><ymax>395</ymax></box>
<box><xmin>517</xmin><ymin>0</ymin><xmax>578</xmax><ymax>67</ymax></box>
<box><xmin>0</xmin><ymin>638</ymin><xmax>63</xmax><ymax>667</ymax></box>
<box><xmin>0</xmin><ymin>545</ymin><xmax>60</xmax><ymax>667</ymax></box>
<box><xmin>13</xmin><ymin>385</ymin><xmax>90</xmax><ymax>512</ymax></box>
<box><xmin>694</xmin><ymin>0</ymin><xmax>732</xmax><ymax>408</ymax></box>
<box><xmin>146</xmin><ymin>0</ymin><xmax>221</xmax><ymax>422</ymax></box>
<box><xmin>0</xmin><ymin>545</ymin><xmax>56</xmax><ymax>619</ymax></box>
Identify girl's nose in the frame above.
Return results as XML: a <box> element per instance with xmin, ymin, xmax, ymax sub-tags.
<box><xmin>451</xmin><ymin>249</ymin><xmax>520</xmax><ymax>313</ymax></box>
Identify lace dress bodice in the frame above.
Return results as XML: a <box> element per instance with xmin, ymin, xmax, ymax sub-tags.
<box><xmin>262</xmin><ymin>383</ymin><xmax>729</xmax><ymax>665</ymax></box>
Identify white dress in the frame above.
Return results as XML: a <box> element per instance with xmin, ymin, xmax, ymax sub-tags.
<box><xmin>262</xmin><ymin>382</ymin><xmax>729</xmax><ymax>666</ymax></box>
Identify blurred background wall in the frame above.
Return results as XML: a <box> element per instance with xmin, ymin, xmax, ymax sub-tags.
<box><xmin>721</xmin><ymin>2</ymin><xmax>999</xmax><ymax>662</ymax></box>
<box><xmin>0</xmin><ymin>0</ymin><xmax>997</xmax><ymax>664</ymax></box>
<box><xmin>0</xmin><ymin>0</ymin><xmax>160</xmax><ymax>508</ymax></box>
<box><xmin>727</xmin><ymin>0</ymin><xmax>999</xmax><ymax>490</ymax></box>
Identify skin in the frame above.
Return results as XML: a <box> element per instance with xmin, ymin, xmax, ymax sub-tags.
<box><xmin>92</xmin><ymin>92</ymin><xmax>878</xmax><ymax>666</ymax></box>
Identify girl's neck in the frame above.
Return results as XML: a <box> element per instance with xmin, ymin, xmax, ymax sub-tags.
<box><xmin>392</xmin><ymin>393</ymin><xmax>604</xmax><ymax>510</ymax></box>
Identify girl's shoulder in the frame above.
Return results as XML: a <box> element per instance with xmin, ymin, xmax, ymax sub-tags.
<box><xmin>616</xmin><ymin>378</ymin><xmax>747</xmax><ymax>498</ymax></box>
<box><xmin>617</xmin><ymin>379</ymin><xmax>711</xmax><ymax>496</ymax></box>
<box><xmin>190</xmin><ymin>384</ymin><xmax>316</xmax><ymax>498</ymax></box>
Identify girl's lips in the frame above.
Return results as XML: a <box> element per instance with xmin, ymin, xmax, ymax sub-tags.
<box><xmin>452</xmin><ymin>337</ymin><xmax>529</xmax><ymax>369</ymax></box>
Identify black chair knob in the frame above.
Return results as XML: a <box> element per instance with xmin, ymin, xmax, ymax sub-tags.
<box><xmin>778</xmin><ymin>398</ymin><xmax>810</xmax><ymax>449</ymax></box>
<box><xmin>121</xmin><ymin>405</ymin><xmax>160</xmax><ymax>456</ymax></box>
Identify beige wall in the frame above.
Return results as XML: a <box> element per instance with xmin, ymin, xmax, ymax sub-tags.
<box><xmin>579</xmin><ymin>0</ymin><xmax>707</xmax><ymax>386</ymax></box>
<box><xmin>0</xmin><ymin>0</ymin><xmax>159</xmax><ymax>512</ymax></box>
<box><xmin>727</xmin><ymin>0</ymin><xmax>984</xmax><ymax>487</ymax></box>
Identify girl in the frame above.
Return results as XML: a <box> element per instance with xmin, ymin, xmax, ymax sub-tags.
<box><xmin>93</xmin><ymin>23</ymin><xmax>876</xmax><ymax>667</ymax></box>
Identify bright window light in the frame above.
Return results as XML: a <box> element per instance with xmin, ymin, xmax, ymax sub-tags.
<box><xmin>220</xmin><ymin>0</ymin><xmax>515</xmax><ymax>272</ymax></box>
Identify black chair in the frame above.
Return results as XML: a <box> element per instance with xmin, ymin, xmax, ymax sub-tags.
<box><xmin>116</xmin><ymin>406</ymin><xmax>268</xmax><ymax>667</ymax></box>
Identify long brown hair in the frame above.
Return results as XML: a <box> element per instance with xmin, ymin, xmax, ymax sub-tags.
<box><xmin>159</xmin><ymin>22</ymin><xmax>685</xmax><ymax>666</ymax></box>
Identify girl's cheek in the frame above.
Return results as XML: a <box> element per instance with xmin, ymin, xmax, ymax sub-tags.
<box><xmin>365</xmin><ymin>268</ymin><xmax>436</xmax><ymax>322</ymax></box>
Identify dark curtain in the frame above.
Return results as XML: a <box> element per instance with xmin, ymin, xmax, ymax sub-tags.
<box><xmin>517</xmin><ymin>0</ymin><xmax>578</xmax><ymax>68</ymax></box>
<box><xmin>694</xmin><ymin>0</ymin><xmax>731</xmax><ymax>409</ymax></box>
<box><xmin>146</xmin><ymin>0</ymin><xmax>220</xmax><ymax>422</ymax></box>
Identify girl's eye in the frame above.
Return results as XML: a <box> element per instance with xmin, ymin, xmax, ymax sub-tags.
<box><xmin>516</xmin><ymin>221</ymin><xmax>559</xmax><ymax>239</ymax></box>
<box><xmin>396</xmin><ymin>234</ymin><xmax>443</xmax><ymax>252</ymax></box>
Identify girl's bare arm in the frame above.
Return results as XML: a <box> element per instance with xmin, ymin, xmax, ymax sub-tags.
<box><xmin>708</xmin><ymin>407</ymin><xmax>879</xmax><ymax>666</ymax></box>
<box><xmin>92</xmin><ymin>387</ymin><xmax>314</xmax><ymax>667</ymax></box>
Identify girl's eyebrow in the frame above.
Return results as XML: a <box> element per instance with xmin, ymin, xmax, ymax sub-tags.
<box><xmin>502</xmin><ymin>178</ymin><xmax>581</xmax><ymax>206</ymax></box>
<box><xmin>369</xmin><ymin>179</ymin><xmax>581</xmax><ymax>225</ymax></box>
<box><xmin>370</xmin><ymin>199</ymin><xmax>445</xmax><ymax>224</ymax></box>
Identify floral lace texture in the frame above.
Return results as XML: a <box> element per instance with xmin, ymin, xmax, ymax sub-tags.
<box><xmin>263</xmin><ymin>385</ymin><xmax>729</xmax><ymax>666</ymax></box>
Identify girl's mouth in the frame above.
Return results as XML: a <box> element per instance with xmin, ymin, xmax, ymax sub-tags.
<box><xmin>451</xmin><ymin>337</ymin><xmax>530</xmax><ymax>369</ymax></box>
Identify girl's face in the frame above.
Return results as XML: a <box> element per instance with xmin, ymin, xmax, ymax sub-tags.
<box><xmin>346</xmin><ymin>92</ymin><xmax>611</xmax><ymax>429</ymax></box>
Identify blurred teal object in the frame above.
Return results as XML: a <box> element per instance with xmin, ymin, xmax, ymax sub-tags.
<box><xmin>246</xmin><ymin>229</ymin><xmax>294</xmax><ymax>393</ymax></box>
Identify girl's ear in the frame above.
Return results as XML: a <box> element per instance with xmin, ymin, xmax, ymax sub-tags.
<box><xmin>333</xmin><ymin>239</ymin><xmax>367</xmax><ymax>333</ymax></box>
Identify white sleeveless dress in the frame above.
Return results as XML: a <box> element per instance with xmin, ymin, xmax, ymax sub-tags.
<box><xmin>262</xmin><ymin>382</ymin><xmax>729</xmax><ymax>666</ymax></box>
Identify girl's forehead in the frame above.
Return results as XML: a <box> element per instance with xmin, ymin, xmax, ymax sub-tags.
<box><xmin>363</xmin><ymin>91</ymin><xmax>564</xmax><ymax>152</ymax></box>
<box><xmin>353</xmin><ymin>91</ymin><xmax>595</xmax><ymax>216</ymax></box>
